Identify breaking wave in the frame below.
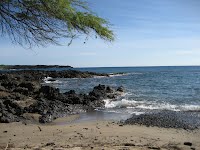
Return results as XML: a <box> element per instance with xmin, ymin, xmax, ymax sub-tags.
<box><xmin>104</xmin><ymin>99</ymin><xmax>200</xmax><ymax>112</ymax></box>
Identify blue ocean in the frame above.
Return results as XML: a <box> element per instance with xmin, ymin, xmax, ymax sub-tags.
<box><xmin>44</xmin><ymin>66</ymin><xmax>200</xmax><ymax>121</ymax></box>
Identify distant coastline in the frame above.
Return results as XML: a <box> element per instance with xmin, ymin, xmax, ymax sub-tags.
<box><xmin>1</xmin><ymin>65</ymin><xmax>200</xmax><ymax>71</ymax></box>
<box><xmin>0</xmin><ymin>65</ymin><xmax>73</xmax><ymax>70</ymax></box>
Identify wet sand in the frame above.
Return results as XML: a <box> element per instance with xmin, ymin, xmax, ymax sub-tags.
<box><xmin>0</xmin><ymin>116</ymin><xmax>199</xmax><ymax>150</ymax></box>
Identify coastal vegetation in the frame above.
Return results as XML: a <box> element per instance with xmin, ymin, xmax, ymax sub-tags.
<box><xmin>0</xmin><ymin>0</ymin><xmax>114</xmax><ymax>47</ymax></box>
<box><xmin>0</xmin><ymin>64</ymin><xmax>7</xmax><ymax>69</ymax></box>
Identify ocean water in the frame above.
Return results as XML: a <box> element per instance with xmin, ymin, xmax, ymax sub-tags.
<box><xmin>44</xmin><ymin>66</ymin><xmax>200</xmax><ymax>119</ymax></box>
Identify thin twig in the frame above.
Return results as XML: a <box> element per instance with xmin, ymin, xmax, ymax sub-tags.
<box><xmin>38</xmin><ymin>126</ymin><xmax>42</xmax><ymax>132</ymax></box>
<box><xmin>4</xmin><ymin>143</ymin><xmax>8</xmax><ymax>150</ymax></box>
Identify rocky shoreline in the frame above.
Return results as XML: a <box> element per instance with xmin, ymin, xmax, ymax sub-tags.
<box><xmin>0</xmin><ymin>70</ymin><xmax>124</xmax><ymax>123</ymax></box>
<box><xmin>1</xmin><ymin>69</ymin><xmax>199</xmax><ymax>131</ymax></box>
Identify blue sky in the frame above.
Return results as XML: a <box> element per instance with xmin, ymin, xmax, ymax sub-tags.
<box><xmin>1</xmin><ymin>0</ymin><xmax>200</xmax><ymax>67</ymax></box>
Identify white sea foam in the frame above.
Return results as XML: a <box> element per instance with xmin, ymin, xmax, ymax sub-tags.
<box><xmin>93</xmin><ymin>76</ymin><xmax>108</xmax><ymax>78</ymax></box>
<box><xmin>131</xmin><ymin>112</ymin><xmax>145</xmax><ymax>115</ymax></box>
<box><xmin>108</xmin><ymin>72</ymin><xmax>143</xmax><ymax>77</ymax></box>
<box><xmin>179</xmin><ymin>105</ymin><xmax>200</xmax><ymax>111</ymax></box>
<box><xmin>43</xmin><ymin>77</ymin><xmax>61</xmax><ymax>84</ymax></box>
<box><xmin>109</xmin><ymin>74</ymin><xmax>127</xmax><ymax>77</ymax></box>
<box><xmin>104</xmin><ymin>99</ymin><xmax>200</xmax><ymax>112</ymax></box>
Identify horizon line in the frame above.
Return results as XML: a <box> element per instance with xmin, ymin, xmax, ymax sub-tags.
<box><xmin>1</xmin><ymin>64</ymin><xmax>200</xmax><ymax>68</ymax></box>
<box><xmin>74</xmin><ymin>65</ymin><xmax>200</xmax><ymax>68</ymax></box>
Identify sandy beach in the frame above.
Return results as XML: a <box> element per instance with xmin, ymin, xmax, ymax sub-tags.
<box><xmin>0</xmin><ymin>116</ymin><xmax>199</xmax><ymax>150</ymax></box>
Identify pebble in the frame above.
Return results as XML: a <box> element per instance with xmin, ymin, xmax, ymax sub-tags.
<box><xmin>184</xmin><ymin>142</ymin><xmax>192</xmax><ymax>146</ymax></box>
<box><xmin>124</xmin><ymin>143</ymin><xmax>135</xmax><ymax>146</ymax></box>
<box><xmin>45</xmin><ymin>142</ymin><xmax>55</xmax><ymax>146</ymax></box>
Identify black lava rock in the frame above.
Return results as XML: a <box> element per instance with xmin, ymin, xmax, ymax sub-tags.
<box><xmin>0</xmin><ymin>70</ymin><xmax>124</xmax><ymax>124</ymax></box>
<box><xmin>124</xmin><ymin>111</ymin><xmax>200</xmax><ymax>130</ymax></box>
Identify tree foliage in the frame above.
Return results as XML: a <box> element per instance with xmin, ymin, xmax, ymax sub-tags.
<box><xmin>0</xmin><ymin>0</ymin><xmax>114</xmax><ymax>47</ymax></box>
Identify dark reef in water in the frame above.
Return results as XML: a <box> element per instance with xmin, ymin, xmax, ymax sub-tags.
<box><xmin>124</xmin><ymin>111</ymin><xmax>200</xmax><ymax>130</ymax></box>
<box><xmin>0</xmin><ymin>70</ymin><xmax>124</xmax><ymax>123</ymax></box>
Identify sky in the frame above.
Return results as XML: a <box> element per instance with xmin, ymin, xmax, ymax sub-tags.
<box><xmin>1</xmin><ymin>0</ymin><xmax>200</xmax><ymax>67</ymax></box>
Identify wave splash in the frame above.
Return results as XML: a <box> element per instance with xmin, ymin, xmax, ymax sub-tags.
<box><xmin>104</xmin><ymin>99</ymin><xmax>200</xmax><ymax>112</ymax></box>
<box><xmin>43</xmin><ymin>77</ymin><xmax>61</xmax><ymax>84</ymax></box>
